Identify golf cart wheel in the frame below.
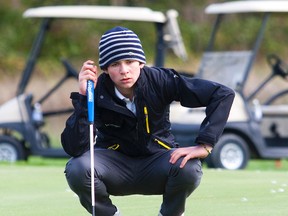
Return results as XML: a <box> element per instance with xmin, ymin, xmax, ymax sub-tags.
<box><xmin>0</xmin><ymin>135</ymin><xmax>26</xmax><ymax>162</ymax></box>
<box><xmin>210</xmin><ymin>134</ymin><xmax>250</xmax><ymax>170</ymax></box>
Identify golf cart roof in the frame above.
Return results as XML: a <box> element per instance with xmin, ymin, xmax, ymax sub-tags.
<box><xmin>23</xmin><ymin>5</ymin><xmax>166</xmax><ymax>23</ymax></box>
<box><xmin>206</xmin><ymin>0</ymin><xmax>288</xmax><ymax>14</ymax></box>
<box><xmin>18</xmin><ymin>5</ymin><xmax>187</xmax><ymax>95</ymax></box>
<box><xmin>23</xmin><ymin>5</ymin><xmax>187</xmax><ymax>61</ymax></box>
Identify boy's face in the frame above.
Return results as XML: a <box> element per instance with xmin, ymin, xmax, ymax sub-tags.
<box><xmin>106</xmin><ymin>60</ymin><xmax>144</xmax><ymax>93</ymax></box>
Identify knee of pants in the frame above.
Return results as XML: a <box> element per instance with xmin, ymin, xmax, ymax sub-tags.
<box><xmin>65</xmin><ymin>154</ymin><xmax>91</xmax><ymax>192</ymax></box>
<box><xmin>174</xmin><ymin>159</ymin><xmax>203</xmax><ymax>188</ymax></box>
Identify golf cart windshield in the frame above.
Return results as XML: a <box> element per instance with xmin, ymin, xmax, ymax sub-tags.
<box><xmin>198</xmin><ymin>51</ymin><xmax>253</xmax><ymax>90</ymax></box>
<box><xmin>198</xmin><ymin>0</ymin><xmax>288</xmax><ymax>91</ymax></box>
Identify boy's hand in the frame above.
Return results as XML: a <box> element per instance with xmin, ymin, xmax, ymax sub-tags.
<box><xmin>170</xmin><ymin>144</ymin><xmax>212</xmax><ymax>168</ymax></box>
<box><xmin>79</xmin><ymin>60</ymin><xmax>98</xmax><ymax>95</ymax></box>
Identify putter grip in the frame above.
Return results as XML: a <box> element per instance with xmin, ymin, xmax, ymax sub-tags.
<box><xmin>87</xmin><ymin>80</ymin><xmax>94</xmax><ymax>123</ymax></box>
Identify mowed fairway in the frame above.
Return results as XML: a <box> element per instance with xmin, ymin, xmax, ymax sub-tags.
<box><xmin>1</xmin><ymin>159</ymin><xmax>287</xmax><ymax>216</ymax></box>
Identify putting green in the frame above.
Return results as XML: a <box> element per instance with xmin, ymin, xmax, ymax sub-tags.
<box><xmin>0</xmin><ymin>164</ymin><xmax>287</xmax><ymax>215</ymax></box>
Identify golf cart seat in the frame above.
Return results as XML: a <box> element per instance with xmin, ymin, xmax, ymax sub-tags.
<box><xmin>261</xmin><ymin>105</ymin><xmax>288</xmax><ymax>116</ymax></box>
<box><xmin>197</xmin><ymin>51</ymin><xmax>253</xmax><ymax>90</ymax></box>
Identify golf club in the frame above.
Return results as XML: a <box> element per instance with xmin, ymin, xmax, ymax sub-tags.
<box><xmin>87</xmin><ymin>79</ymin><xmax>95</xmax><ymax>216</ymax></box>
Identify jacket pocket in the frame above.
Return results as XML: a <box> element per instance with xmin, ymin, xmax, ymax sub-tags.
<box><xmin>108</xmin><ymin>144</ymin><xmax>120</xmax><ymax>150</ymax></box>
<box><xmin>153</xmin><ymin>137</ymin><xmax>172</xmax><ymax>150</ymax></box>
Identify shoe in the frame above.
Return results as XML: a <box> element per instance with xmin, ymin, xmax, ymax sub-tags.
<box><xmin>158</xmin><ymin>212</ymin><xmax>184</xmax><ymax>216</ymax></box>
<box><xmin>113</xmin><ymin>207</ymin><xmax>121</xmax><ymax>216</ymax></box>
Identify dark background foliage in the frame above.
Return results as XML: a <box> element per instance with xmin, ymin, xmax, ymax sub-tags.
<box><xmin>2</xmin><ymin>0</ymin><xmax>288</xmax><ymax>76</ymax></box>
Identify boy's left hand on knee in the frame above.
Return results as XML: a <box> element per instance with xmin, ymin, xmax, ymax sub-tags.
<box><xmin>169</xmin><ymin>145</ymin><xmax>212</xmax><ymax>168</ymax></box>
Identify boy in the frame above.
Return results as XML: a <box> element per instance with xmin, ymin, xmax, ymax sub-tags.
<box><xmin>61</xmin><ymin>26</ymin><xmax>235</xmax><ymax>216</ymax></box>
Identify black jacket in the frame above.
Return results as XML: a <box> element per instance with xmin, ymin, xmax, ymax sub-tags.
<box><xmin>61</xmin><ymin>66</ymin><xmax>235</xmax><ymax>157</ymax></box>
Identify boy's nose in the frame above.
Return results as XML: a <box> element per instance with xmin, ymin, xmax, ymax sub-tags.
<box><xmin>119</xmin><ymin>62</ymin><xmax>129</xmax><ymax>74</ymax></box>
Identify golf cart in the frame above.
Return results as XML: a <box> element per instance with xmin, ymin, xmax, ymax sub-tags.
<box><xmin>0</xmin><ymin>5</ymin><xmax>187</xmax><ymax>162</ymax></box>
<box><xmin>171</xmin><ymin>1</ymin><xmax>288</xmax><ymax>170</ymax></box>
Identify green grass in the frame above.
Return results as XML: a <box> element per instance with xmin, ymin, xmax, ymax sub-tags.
<box><xmin>1</xmin><ymin>158</ymin><xmax>288</xmax><ymax>215</ymax></box>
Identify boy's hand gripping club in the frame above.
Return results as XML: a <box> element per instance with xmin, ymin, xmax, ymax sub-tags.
<box><xmin>87</xmin><ymin>79</ymin><xmax>95</xmax><ymax>216</ymax></box>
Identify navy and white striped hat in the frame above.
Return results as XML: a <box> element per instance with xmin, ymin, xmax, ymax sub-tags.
<box><xmin>98</xmin><ymin>26</ymin><xmax>146</xmax><ymax>70</ymax></box>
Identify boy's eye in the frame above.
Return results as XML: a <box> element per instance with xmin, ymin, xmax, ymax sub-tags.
<box><xmin>126</xmin><ymin>60</ymin><xmax>136</xmax><ymax>64</ymax></box>
<box><xmin>109</xmin><ymin>60</ymin><xmax>137</xmax><ymax>68</ymax></box>
<box><xmin>110</xmin><ymin>62</ymin><xmax>119</xmax><ymax>67</ymax></box>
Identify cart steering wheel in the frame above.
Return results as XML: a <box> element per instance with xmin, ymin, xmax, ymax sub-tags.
<box><xmin>267</xmin><ymin>54</ymin><xmax>288</xmax><ymax>80</ymax></box>
<box><xmin>263</xmin><ymin>54</ymin><xmax>288</xmax><ymax>105</ymax></box>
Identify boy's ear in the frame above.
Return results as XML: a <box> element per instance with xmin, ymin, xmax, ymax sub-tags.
<box><xmin>140</xmin><ymin>63</ymin><xmax>145</xmax><ymax>68</ymax></box>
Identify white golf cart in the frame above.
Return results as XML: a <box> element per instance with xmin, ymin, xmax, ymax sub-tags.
<box><xmin>0</xmin><ymin>5</ymin><xmax>187</xmax><ymax>162</ymax></box>
<box><xmin>171</xmin><ymin>1</ymin><xmax>288</xmax><ymax>170</ymax></box>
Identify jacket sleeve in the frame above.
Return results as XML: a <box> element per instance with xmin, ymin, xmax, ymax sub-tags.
<box><xmin>145</xmin><ymin>67</ymin><xmax>235</xmax><ymax>146</ymax></box>
<box><xmin>61</xmin><ymin>92</ymin><xmax>91</xmax><ymax>157</ymax></box>
<box><xmin>173</xmin><ymin>73</ymin><xmax>235</xmax><ymax>146</ymax></box>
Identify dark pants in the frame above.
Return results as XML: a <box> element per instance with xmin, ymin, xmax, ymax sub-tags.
<box><xmin>65</xmin><ymin>149</ymin><xmax>203</xmax><ymax>216</ymax></box>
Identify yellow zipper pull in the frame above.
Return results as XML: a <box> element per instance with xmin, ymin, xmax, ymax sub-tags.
<box><xmin>144</xmin><ymin>106</ymin><xmax>150</xmax><ymax>134</ymax></box>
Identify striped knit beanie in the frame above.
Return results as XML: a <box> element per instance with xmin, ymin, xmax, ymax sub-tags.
<box><xmin>98</xmin><ymin>26</ymin><xmax>146</xmax><ymax>70</ymax></box>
